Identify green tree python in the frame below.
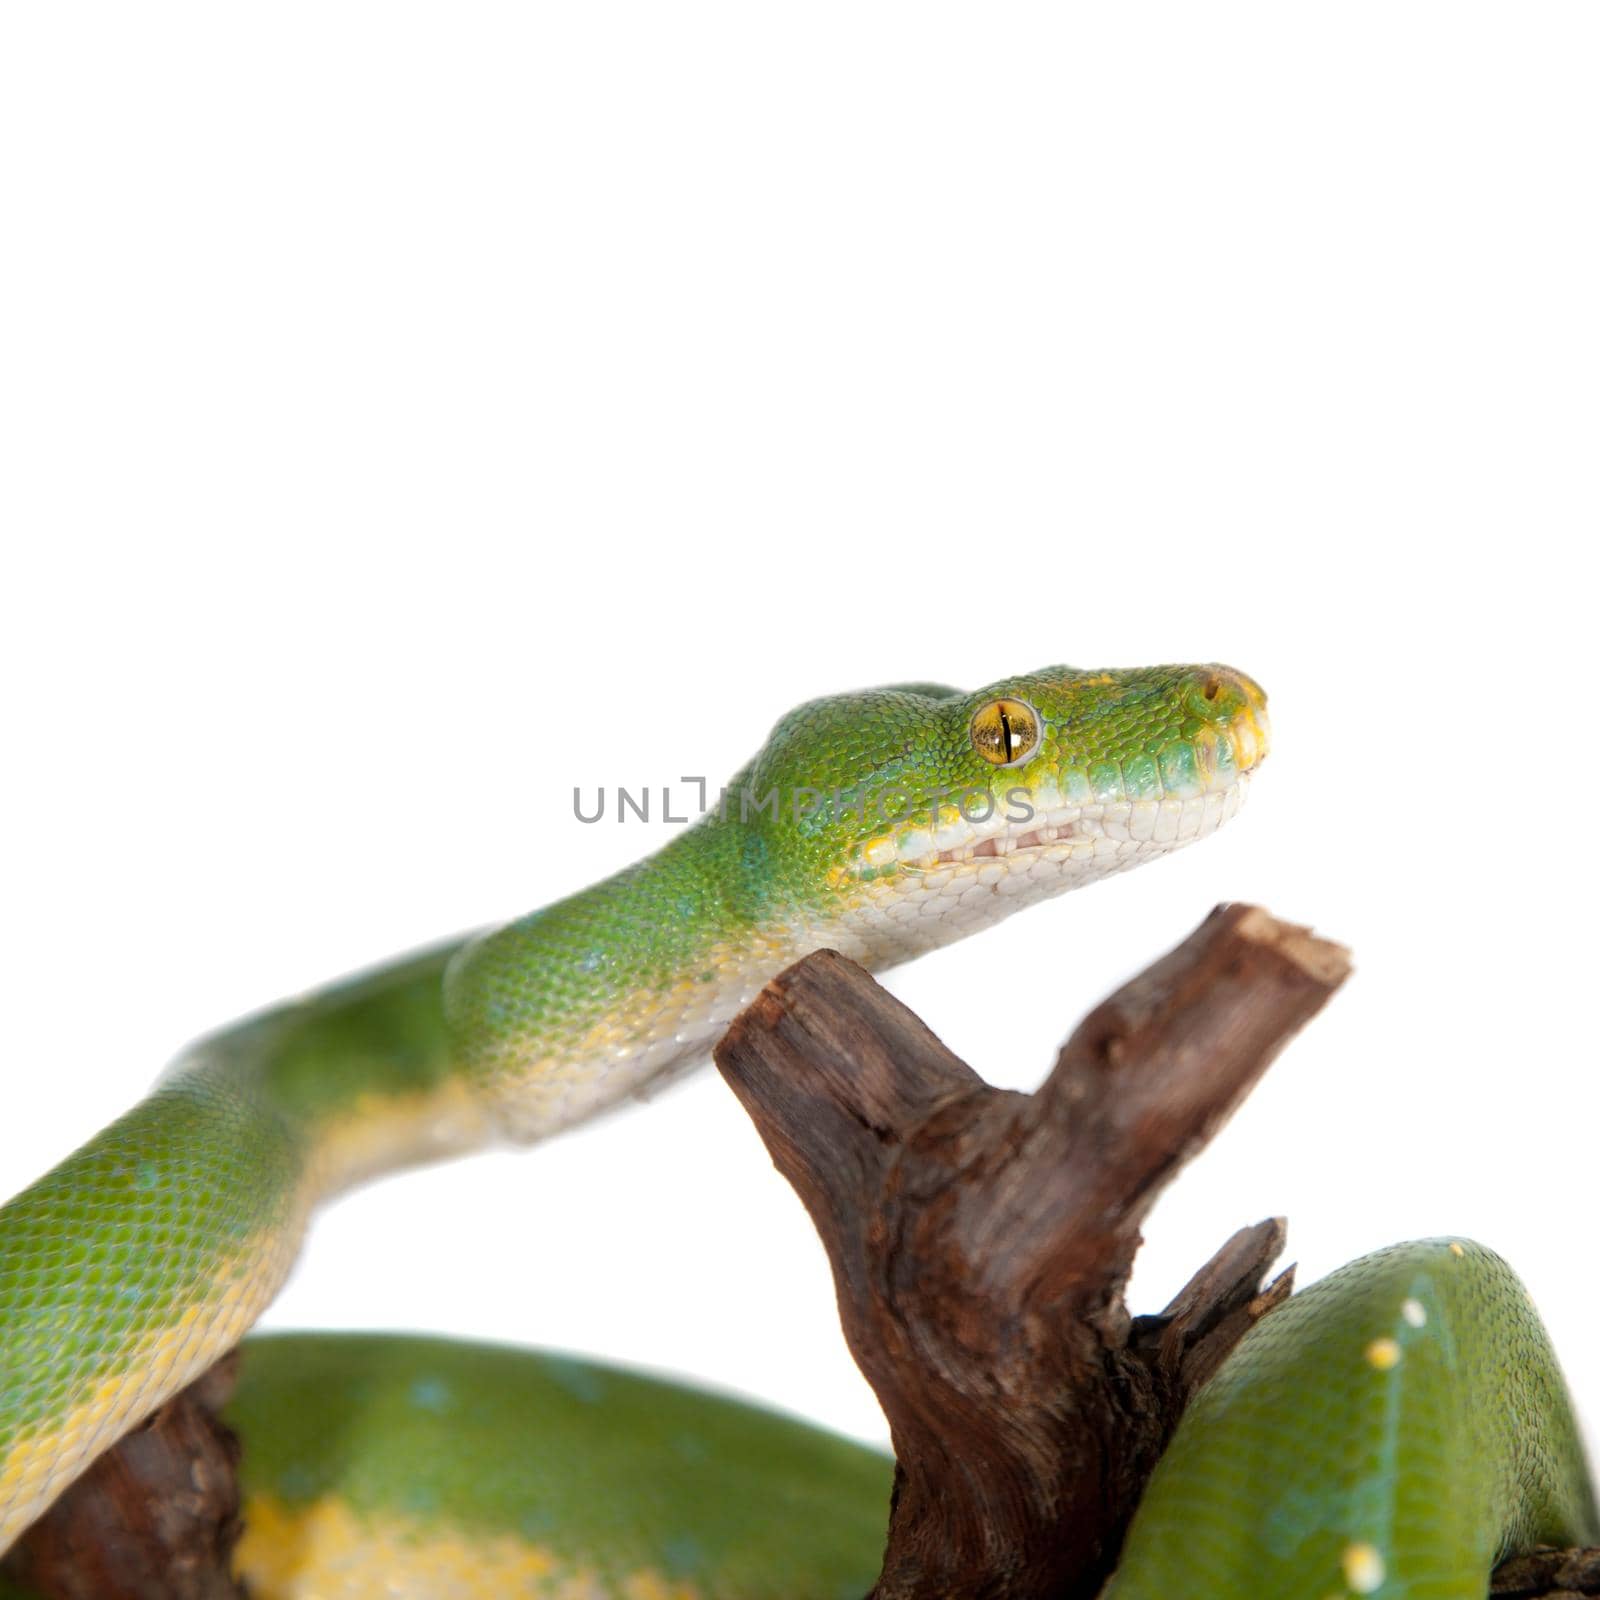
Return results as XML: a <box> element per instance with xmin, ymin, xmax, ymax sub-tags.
<box><xmin>0</xmin><ymin>664</ymin><xmax>1592</xmax><ymax>1598</ymax></box>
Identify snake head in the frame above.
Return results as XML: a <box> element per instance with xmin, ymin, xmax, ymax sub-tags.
<box><xmin>736</xmin><ymin>663</ymin><xmax>1269</xmax><ymax>947</ymax></box>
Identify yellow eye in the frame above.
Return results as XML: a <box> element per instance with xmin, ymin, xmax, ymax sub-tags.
<box><xmin>969</xmin><ymin>698</ymin><xmax>1040</xmax><ymax>766</ymax></box>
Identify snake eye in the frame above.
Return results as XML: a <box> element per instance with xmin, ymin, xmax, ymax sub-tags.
<box><xmin>969</xmin><ymin>698</ymin><xmax>1041</xmax><ymax>766</ymax></box>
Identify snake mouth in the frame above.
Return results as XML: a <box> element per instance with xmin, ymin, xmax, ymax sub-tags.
<box><xmin>964</xmin><ymin>819</ymin><xmax>1081</xmax><ymax>860</ymax></box>
<box><xmin>921</xmin><ymin>774</ymin><xmax>1254</xmax><ymax>872</ymax></box>
<box><xmin>962</xmin><ymin>818</ymin><xmax>1083</xmax><ymax>862</ymax></box>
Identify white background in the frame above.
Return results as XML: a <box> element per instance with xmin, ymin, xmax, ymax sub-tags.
<box><xmin>2</xmin><ymin>6</ymin><xmax>1597</xmax><ymax>1457</ymax></box>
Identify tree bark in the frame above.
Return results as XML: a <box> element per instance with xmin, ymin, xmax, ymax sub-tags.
<box><xmin>0</xmin><ymin>1355</ymin><xmax>247</xmax><ymax>1600</ymax></box>
<box><xmin>1493</xmin><ymin>1547</ymin><xmax>1600</xmax><ymax>1596</ymax></box>
<box><xmin>714</xmin><ymin>903</ymin><xmax>1348</xmax><ymax>1600</ymax></box>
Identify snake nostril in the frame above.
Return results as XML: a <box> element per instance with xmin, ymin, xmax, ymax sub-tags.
<box><xmin>1203</xmin><ymin>674</ymin><xmax>1222</xmax><ymax>702</ymax></box>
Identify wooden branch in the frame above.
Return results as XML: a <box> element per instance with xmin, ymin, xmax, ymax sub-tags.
<box><xmin>1493</xmin><ymin>1546</ymin><xmax>1600</xmax><ymax>1596</ymax></box>
<box><xmin>0</xmin><ymin>1355</ymin><xmax>247</xmax><ymax>1599</ymax></box>
<box><xmin>715</xmin><ymin>903</ymin><xmax>1349</xmax><ymax>1600</ymax></box>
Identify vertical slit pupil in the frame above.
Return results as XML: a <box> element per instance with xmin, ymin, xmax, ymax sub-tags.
<box><xmin>998</xmin><ymin>706</ymin><xmax>1014</xmax><ymax>762</ymax></box>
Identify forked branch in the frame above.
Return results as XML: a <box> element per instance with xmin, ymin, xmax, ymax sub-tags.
<box><xmin>715</xmin><ymin>904</ymin><xmax>1348</xmax><ymax>1599</ymax></box>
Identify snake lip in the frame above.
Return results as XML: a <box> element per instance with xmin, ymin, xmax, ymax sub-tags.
<box><xmin>917</xmin><ymin>772</ymin><xmax>1254</xmax><ymax>873</ymax></box>
<box><xmin>961</xmin><ymin>819</ymin><xmax>1080</xmax><ymax>861</ymax></box>
<box><xmin>924</xmin><ymin>811</ymin><xmax>1092</xmax><ymax>870</ymax></box>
